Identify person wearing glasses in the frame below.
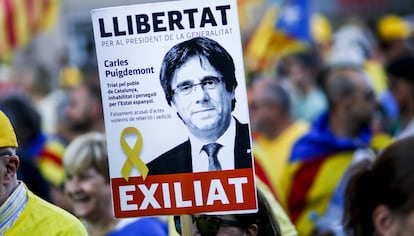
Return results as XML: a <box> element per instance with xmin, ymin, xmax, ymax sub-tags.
<box><xmin>147</xmin><ymin>37</ymin><xmax>252</xmax><ymax>174</ymax></box>
<box><xmin>0</xmin><ymin>110</ymin><xmax>88</xmax><ymax>235</ymax></box>
<box><xmin>173</xmin><ymin>187</ymin><xmax>281</xmax><ymax>236</ymax></box>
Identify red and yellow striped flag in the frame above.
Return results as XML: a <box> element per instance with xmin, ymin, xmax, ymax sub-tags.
<box><xmin>0</xmin><ymin>0</ymin><xmax>59</xmax><ymax>62</ymax></box>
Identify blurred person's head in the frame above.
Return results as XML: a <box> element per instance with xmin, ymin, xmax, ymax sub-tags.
<box><xmin>0</xmin><ymin>110</ymin><xmax>19</xmax><ymax>205</ymax></box>
<box><xmin>174</xmin><ymin>188</ymin><xmax>281</xmax><ymax>236</ymax></box>
<box><xmin>0</xmin><ymin>92</ymin><xmax>42</xmax><ymax>148</ymax></box>
<box><xmin>63</xmin><ymin>132</ymin><xmax>110</xmax><ymax>220</ymax></box>
<box><xmin>327</xmin><ymin>22</ymin><xmax>376</xmax><ymax>70</ymax></box>
<box><xmin>325</xmin><ymin>67</ymin><xmax>376</xmax><ymax>134</ymax></box>
<box><xmin>13</xmin><ymin>64</ymin><xmax>52</xmax><ymax>100</ymax></box>
<box><xmin>377</xmin><ymin>15</ymin><xmax>413</xmax><ymax>61</ymax></box>
<box><xmin>344</xmin><ymin>136</ymin><xmax>414</xmax><ymax>236</ymax></box>
<box><xmin>284</xmin><ymin>50</ymin><xmax>321</xmax><ymax>91</ymax></box>
<box><xmin>64</xmin><ymin>80</ymin><xmax>104</xmax><ymax>136</ymax></box>
<box><xmin>248</xmin><ymin>77</ymin><xmax>292</xmax><ymax>139</ymax></box>
<box><xmin>385</xmin><ymin>54</ymin><xmax>414</xmax><ymax>115</ymax></box>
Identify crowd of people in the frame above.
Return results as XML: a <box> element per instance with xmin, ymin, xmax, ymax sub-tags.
<box><xmin>0</xmin><ymin>10</ymin><xmax>414</xmax><ymax>236</ymax></box>
<box><xmin>248</xmin><ymin>13</ymin><xmax>414</xmax><ymax>236</ymax></box>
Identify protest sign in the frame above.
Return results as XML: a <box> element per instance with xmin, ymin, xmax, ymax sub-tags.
<box><xmin>91</xmin><ymin>0</ymin><xmax>256</xmax><ymax>217</ymax></box>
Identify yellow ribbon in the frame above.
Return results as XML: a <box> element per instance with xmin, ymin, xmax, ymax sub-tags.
<box><xmin>120</xmin><ymin>127</ymin><xmax>149</xmax><ymax>181</ymax></box>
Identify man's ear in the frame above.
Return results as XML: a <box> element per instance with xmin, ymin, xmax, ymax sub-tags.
<box><xmin>4</xmin><ymin>155</ymin><xmax>19</xmax><ymax>180</ymax></box>
<box><xmin>245</xmin><ymin>223</ymin><xmax>258</xmax><ymax>236</ymax></box>
<box><xmin>373</xmin><ymin>204</ymin><xmax>399</xmax><ymax>236</ymax></box>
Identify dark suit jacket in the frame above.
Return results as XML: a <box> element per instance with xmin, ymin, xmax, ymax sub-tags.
<box><xmin>147</xmin><ymin>119</ymin><xmax>252</xmax><ymax>175</ymax></box>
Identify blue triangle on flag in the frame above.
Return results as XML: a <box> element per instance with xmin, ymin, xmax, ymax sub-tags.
<box><xmin>276</xmin><ymin>0</ymin><xmax>313</xmax><ymax>43</ymax></box>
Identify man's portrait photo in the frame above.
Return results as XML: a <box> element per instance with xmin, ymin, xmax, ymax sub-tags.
<box><xmin>147</xmin><ymin>36</ymin><xmax>253</xmax><ymax>175</ymax></box>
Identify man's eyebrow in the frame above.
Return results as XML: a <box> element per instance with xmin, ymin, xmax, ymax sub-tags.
<box><xmin>203</xmin><ymin>76</ymin><xmax>221</xmax><ymax>79</ymax></box>
<box><xmin>176</xmin><ymin>76</ymin><xmax>221</xmax><ymax>85</ymax></box>
<box><xmin>176</xmin><ymin>80</ymin><xmax>193</xmax><ymax>86</ymax></box>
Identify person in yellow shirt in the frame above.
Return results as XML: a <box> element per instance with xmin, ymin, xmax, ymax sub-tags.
<box><xmin>248</xmin><ymin>77</ymin><xmax>309</xmax><ymax>204</ymax></box>
<box><xmin>282</xmin><ymin>67</ymin><xmax>392</xmax><ymax>235</ymax></box>
<box><xmin>0</xmin><ymin>110</ymin><xmax>87</xmax><ymax>235</ymax></box>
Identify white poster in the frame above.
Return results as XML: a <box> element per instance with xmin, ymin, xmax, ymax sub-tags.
<box><xmin>91</xmin><ymin>0</ymin><xmax>256</xmax><ymax>217</ymax></box>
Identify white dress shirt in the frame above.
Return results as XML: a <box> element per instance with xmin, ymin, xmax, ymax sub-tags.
<box><xmin>190</xmin><ymin>117</ymin><xmax>236</xmax><ymax>172</ymax></box>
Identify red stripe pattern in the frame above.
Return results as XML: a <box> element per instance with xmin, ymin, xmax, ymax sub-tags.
<box><xmin>253</xmin><ymin>158</ymin><xmax>280</xmax><ymax>202</ymax></box>
<box><xmin>0</xmin><ymin>0</ymin><xmax>57</xmax><ymax>60</ymax></box>
<box><xmin>4</xmin><ymin>0</ymin><xmax>16</xmax><ymax>47</ymax></box>
<box><xmin>287</xmin><ymin>155</ymin><xmax>327</xmax><ymax>223</ymax></box>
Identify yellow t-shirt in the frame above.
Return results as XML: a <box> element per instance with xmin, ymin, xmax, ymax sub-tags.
<box><xmin>5</xmin><ymin>185</ymin><xmax>87</xmax><ymax>236</ymax></box>
<box><xmin>253</xmin><ymin>121</ymin><xmax>309</xmax><ymax>203</ymax></box>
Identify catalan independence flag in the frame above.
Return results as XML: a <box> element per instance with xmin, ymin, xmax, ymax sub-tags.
<box><xmin>245</xmin><ymin>0</ymin><xmax>313</xmax><ymax>72</ymax></box>
<box><xmin>0</xmin><ymin>0</ymin><xmax>59</xmax><ymax>62</ymax></box>
<box><xmin>281</xmin><ymin>112</ymin><xmax>392</xmax><ymax>235</ymax></box>
<box><xmin>276</xmin><ymin>0</ymin><xmax>312</xmax><ymax>42</ymax></box>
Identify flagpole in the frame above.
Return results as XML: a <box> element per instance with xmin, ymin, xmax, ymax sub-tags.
<box><xmin>180</xmin><ymin>215</ymin><xmax>192</xmax><ymax>236</ymax></box>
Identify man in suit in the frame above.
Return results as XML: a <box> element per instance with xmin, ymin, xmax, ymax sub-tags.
<box><xmin>147</xmin><ymin>37</ymin><xmax>252</xmax><ymax>175</ymax></box>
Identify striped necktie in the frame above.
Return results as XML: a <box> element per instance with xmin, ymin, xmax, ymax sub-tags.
<box><xmin>202</xmin><ymin>143</ymin><xmax>223</xmax><ymax>171</ymax></box>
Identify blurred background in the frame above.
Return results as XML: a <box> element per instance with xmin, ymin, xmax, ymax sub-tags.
<box><xmin>2</xmin><ymin>1</ymin><xmax>414</xmax><ymax>235</ymax></box>
<box><xmin>2</xmin><ymin>0</ymin><xmax>414</xmax><ymax>86</ymax></box>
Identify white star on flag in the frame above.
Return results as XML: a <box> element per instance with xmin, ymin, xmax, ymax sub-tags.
<box><xmin>281</xmin><ymin>6</ymin><xmax>301</xmax><ymax>26</ymax></box>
